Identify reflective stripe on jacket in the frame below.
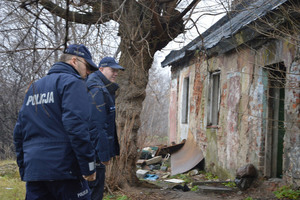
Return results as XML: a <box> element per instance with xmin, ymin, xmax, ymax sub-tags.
<box><xmin>13</xmin><ymin>62</ymin><xmax>95</xmax><ymax>181</ymax></box>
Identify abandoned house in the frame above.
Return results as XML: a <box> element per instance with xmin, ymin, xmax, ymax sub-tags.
<box><xmin>161</xmin><ymin>0</ymin><xmax>300</xmax><ymax>187</ymax></box>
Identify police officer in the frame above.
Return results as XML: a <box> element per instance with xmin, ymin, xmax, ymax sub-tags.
<box><xmin>86</xmin><ymin>57</ymin><xmax>124</xmax><ymax>200</ymax></box>
<box><xmin>14</xmin><ymin>44</ymin><xmax>98</xmax><ymax>200</ymax></box>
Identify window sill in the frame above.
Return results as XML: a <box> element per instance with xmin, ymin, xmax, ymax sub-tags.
<box><xmin>206</xmin><ymin>125</ymin><xmax>219</xmax><ymax>129</ymax></box>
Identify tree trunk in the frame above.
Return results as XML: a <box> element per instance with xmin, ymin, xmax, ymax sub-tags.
<box><xmin>104</xmin><ymin>0</ymin><xmax>185</xmax><ymax>189</ymax></box>
<box><xmin>106</xmin><ymin>38</ymin><xmax>154</xmax><ymax>188</ymax></box>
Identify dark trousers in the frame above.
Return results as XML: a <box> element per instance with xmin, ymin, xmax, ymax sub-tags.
<box><xmin>25</xmin><ymin>178</ymin><xmax>91</xmax><ymax>200</ymax></box>
<box><xmin>88</xmin><ymin>165</ymin><xmax>105</xmax><ymax>200</ymax></box>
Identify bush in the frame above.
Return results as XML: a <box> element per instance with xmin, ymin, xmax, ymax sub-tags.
<box><xmin>273</xmin><ymin>185</ymin><xmax>300</xmax><ymax>200</ymax></box>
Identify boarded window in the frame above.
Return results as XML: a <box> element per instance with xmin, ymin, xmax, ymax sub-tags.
<box><xmin>181</xmin><ymin>77</ymin><xmax>189</xmax><ymax>124</ymax></box>
<box><xmin>207</xmin><ymin>71</ymin><xmax>220</xmax><ymax>126</ymax></box>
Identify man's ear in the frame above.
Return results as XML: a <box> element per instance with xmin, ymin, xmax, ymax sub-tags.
<box><xmin>68</xmin><ymin>56</ymin><xmax>77</xmax><ymax>66</ymax></box>
<box><xmin>99</xmin><ymin>67</ymin><xmax>104</xmax><ymax>72</ymax></box>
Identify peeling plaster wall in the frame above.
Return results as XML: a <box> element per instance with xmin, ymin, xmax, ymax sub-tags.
<box><xmin>169</xmin><ymin>79</ymin><xmax>178</xmax><ymax>144</ymax></box>
<box><xmin>284</xmin><ymin>59</ymin><xmax>300</xmax><ymax>186</ymax></box>
<box><xmin>170</xmin><ymin>64</ymin><xmax>196</xmax><ymax>142</ymax></box>
<box><xmin>170</xmin><ymin>38</ymin><xmax>300</xmax><ymax>186</ymax></box>
<box><xmin>177</xmin><ymin>66</ymin><xmax>190</xmax><ymax>141</ymax></box>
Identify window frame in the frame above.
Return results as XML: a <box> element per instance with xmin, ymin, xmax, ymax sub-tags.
<box><xmin>181</xmin><ymin>76</ymin><xmax>189</xmax><ymax>124</ymax></box>
<box><xmin>207</xmin><ymin>71</ymin><xmax>221</xmax><ymax>127</ymax></box>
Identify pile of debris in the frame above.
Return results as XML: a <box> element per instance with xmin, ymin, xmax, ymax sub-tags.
<box><xmin>136</xmin><ymin>143</ymin><xmax>186</xmax><ymax>183</ymax></box>
<box><xmin>135</xmin><ymin>143</ymin><xmax>259</xmax><ymax>194</ymax></box>
<box><xmin>136</xmin><ymin>146</ymin><xmax>173</xmax><ymax>181</ymax></box>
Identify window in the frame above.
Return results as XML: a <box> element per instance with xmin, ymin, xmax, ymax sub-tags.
<box><xmin>181</xmin><ymin>77</ymin><xmax>189</xmax><ymax>123</ymax></box>
<box><xmin>207</xmin><ymin>71</ymin><xmax>220</xmax><ymax>126</ymax></box>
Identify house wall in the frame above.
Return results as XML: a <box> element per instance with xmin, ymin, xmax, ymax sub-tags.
<box><xmin>169</xmin><ymin>65</ymin><xmax>195</xmax><ymax>143</ymax></box>
<box><xmin>284</xmin><ymin>55</ymin><xmax>300</xmax><ymax>186</ymax></box>
<box><xmin>169</xmin><ymin>79</ymin><xmax>178</xmax><ymax>143</ymax></box>
<box><xmin>169</xmin><ymin>38</ymin><xmax>300</xmax><ymax>186</ymax></box>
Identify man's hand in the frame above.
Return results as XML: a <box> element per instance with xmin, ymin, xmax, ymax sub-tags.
<box><xmin>83</xmin><ymin>172</ymin><xmax>96</xmax><ymax>181</ymax></box>
<box><xmin>101</xmin><ymin>161</ymin><xmax>110</xmax><ymax>166</ymax></box>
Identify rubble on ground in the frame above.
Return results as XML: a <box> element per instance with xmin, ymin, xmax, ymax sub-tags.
<box><xmin>234</xmin><ymin>164</ymin><xmax>258</xmax><ymax>191</ymax></box>
<box><xmin>136</xmin><ymin>144</ymin><xmax>238</xmax><ymax>194</ymax></box>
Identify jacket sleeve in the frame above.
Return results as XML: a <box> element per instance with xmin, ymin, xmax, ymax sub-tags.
<box><xmin>61</xmin><ymin>79</ymin><xmax>95</xmax><ymax>176</ymax></box>
<box><xmin>88</xmin><ymin>87</ymin><xmax>110</xmax><ymax>162</ymax></box>
<box><xmin>13</xmin><ymin>112</ymin><xmax>25</xmax><ymax>180</ymax></box>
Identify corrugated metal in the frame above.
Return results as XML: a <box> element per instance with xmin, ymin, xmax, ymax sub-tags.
<box><xmin>188</xmin><ymin>0</ymin><xmax>287</xmax><ymax>51</ymax></box>
<box><xmin>161</xmin><ymin>0</ymin><xmax>288</xmax><ymax>67</ymax></box>
<box><xmin>171</xmin><ymin>130</ymin><xmax>204</xmax><ymax>175</ymax></box>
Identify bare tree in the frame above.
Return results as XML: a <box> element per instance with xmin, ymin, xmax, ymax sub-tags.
<box><xmin>14</xmin><ymin>0</ymin><xmax>204</xmax><ymax>188</ymax></box>
<box><xmin>0</xmin><ymin>0</ymin><xmax>119</xmax><ymax>160</ymax></box>
<box><xmin>139</xmin><ymin>52</ymin><xmax>170</xmax><ymax>148</ymax></box>
<box><xmin>0</xmin><ymin>0</ymin><xmax>67</xmax><ymax>158</ymax></box>
<box><xmin>0</xmin><ymin>0</ymin><xmax>232</xmax><ymax>191</ymax></box>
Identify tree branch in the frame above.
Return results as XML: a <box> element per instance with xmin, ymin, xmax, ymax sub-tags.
<box><xmin>0</xmin><ymin>47</ymin><xmax>63</xmax><ymax>54</ymax></box>
<box><xmin>37</xmin><ymin>0</ymin><xmax>111</xmax><ymax>24</ymax></box>
<box><xmin>151</xmin><ymin>0</ymin><xmax>164</xmax><ymax>34</ymax></box>
<box><xmin>171</xmin><ymin>0</ymin><xmax>201</xmax><ymax>24</ymax></box>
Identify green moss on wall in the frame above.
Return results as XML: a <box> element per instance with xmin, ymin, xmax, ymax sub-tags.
<box><xmin>234</xmin><ymin>31</ymin><xmax>245</xmax><ymax>46</ymax></box>
<box><xmin>262</xmin><ymin>43</ymin><xmax>276</xmax><ymax>63</ymax></box>
<box><xmin>205</xmin><ymin>129</ymin><xmax>235</xmax><ymax>180</ymax></box>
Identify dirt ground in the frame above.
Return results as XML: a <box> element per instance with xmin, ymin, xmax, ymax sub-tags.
<box><xmin>111</xmin><ymin>177</ymin><xmax>284</xmax><ymax>200</ymax></box>
<box><xmin>0</xmin><ymin>161</ymin><xmax>284</xmax><ymax>200</ymax></box>
<box><xmin>123</xmin><ymin>186</ymin><xmax>274</xmax><ymax>200</ymax></box>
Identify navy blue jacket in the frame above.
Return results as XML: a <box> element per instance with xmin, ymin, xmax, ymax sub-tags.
<box><xmin>13</xmin><ymin>62</ymin><xmax>95</xmax><ymax>181</ymax></box>
<box><xmin>86</xmin><ymin>70</ymin><xmax>120</xmax><ymax>163</ymax></box>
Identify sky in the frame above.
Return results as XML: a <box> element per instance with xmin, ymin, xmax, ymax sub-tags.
<box><xmin>163</xmin><ymin>0</ymin><xmax>227</xmax><ymax>52</ymax></box>
<box><xmin>156</xmin><ymin>0</ymin><xmax>227</xmax><ymax>73</ymax></box>
<box><xmin>83</xmin><ymin>0</ymin><xmax>227</xmax><ymax>70</ymax></box>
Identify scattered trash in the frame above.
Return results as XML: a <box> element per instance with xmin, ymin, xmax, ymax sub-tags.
<box><xmin>160</xmin><ymin>166</ymin><xmax>168</xmax><ymax>172</ymax></box>
<box><xmin>161</xmin><ymin>153</ymin><xmax>170</xmax><ymax>166</ymax></box>
<box><xmin>172</xmin><ymin>183</ymin><xmax>190</xmax><ymax>192</ymax></box>
<box><xmin>188</xmin><ymin>169</ymin><xmax>199</xmax><ymax>176</ymax></box>
<box><xmin>155</xmin><ymin>142</ymin><xmax>185</xmax><ymax>157</ymax></box>
<box><xmin>235</xmin><ymin>164</ymin><xmax>257</xmax><ymax>191</ymax></box>
<box><xmin>136</xmin><ymin>144</ymin><xmax>237</xmax><ymax>197</ymax></box>
<box><xmin>144</xmin><ymin>174</ymin><xmax>159</xmax><ymax>181</ymax></box>
<box><xmin>235</xmin><ymin>177</ymin><xmax>254</xmax><ymax>191</ymax></box>
<box><xmin>140</xmin><ymin>147</ymin><xmax>158</xmax><ymax>159</ymax></box>
<box><xmin>197</xmin><ymin>185</ymin><xmax>235</xmax><ymax>193</ymax></box>
<box><xmin>145</xmin><ymin>156</ymin><xmax>162</xmax><ymax>165</ymax></box>
<box><xmin>136</xmin><ymin>159</ymin><xmax>145</xmax><ymax>166</ymax></box>
<box><xmin>164</xmin><ymin>179</ymin><xmax>185</xmax><ymax>183</ymax></box>
<box><xmin>192</xmin><ymin>180</ymin><xmax>232</xmax><ymax>186</ymax></box>
<box><xmin>161</xmin><ymin>172</ymin><xmax>170</xmax><ymax>179</ymax></box>
<box><xmin>149</xmin><ymin>164</ymin><xmax>161</xmax><ymax>170</ymax></box>
<box><xmin>171</xmin><ymin>131</ymin><xmax>204</xmax><ymax>175</ymax></box>
<box><xmin>136</xmin><ymin>169</ymin><xmax>149</xmax><ymax>179</ymax></box>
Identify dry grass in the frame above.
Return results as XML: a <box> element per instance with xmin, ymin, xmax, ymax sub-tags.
<box><xmin>0</xmin><ymin>160</ymin><xmax>25</xmax><ymax>200</ymax></box>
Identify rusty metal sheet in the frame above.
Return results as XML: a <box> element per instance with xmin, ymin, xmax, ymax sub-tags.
<box><xmin>171</xmin><ymin>130</ymin><xmax>204</xmax><ymax>175</ymax></box>
<box><xmin>155</xmin><ymin>142</ymin><xmax>185</xmax><ymax>157</ymax></box>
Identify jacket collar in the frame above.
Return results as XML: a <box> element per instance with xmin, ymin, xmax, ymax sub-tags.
<box><xmin>95</xmin><ymin>70</ymin><xmax>119</xmax><ymax>94</ymax></box>
<box><xmin>47</xmin><ymin>62</ymin><xmax>81</xmax><ymax>78</ymax></box>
